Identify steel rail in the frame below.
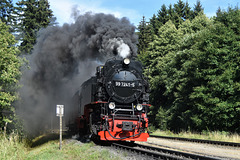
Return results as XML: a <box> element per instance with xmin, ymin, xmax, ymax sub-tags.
<box><xmin>112</xmin><ymin>142</ymin><xmax>221</xmax><ymax>160</ymax></box>
<box><xmin>150</xmin><ymin>135</ymin><xmax>240</xmax><ymax>147</ymax></box>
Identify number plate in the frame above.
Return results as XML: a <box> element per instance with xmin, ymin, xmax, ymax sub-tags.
<box><xmin>115</xmin><ymin>81</ymin><xmax>136</xmax><ymax>88</ymax></box>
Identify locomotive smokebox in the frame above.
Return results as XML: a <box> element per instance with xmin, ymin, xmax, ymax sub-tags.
<box><xmin>104</xmin><ymin>58</ymin><xmax>145</xmax><ymax>104</ymax></box>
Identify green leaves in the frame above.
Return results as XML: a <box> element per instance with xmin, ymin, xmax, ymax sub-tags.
<box><xmin>139</xmin><ymin>6</ymin><xmax>240</xmax><ymax>133</ymax></box>
<box><xmin>0</xmin><ymin>21</ymin><xmax>21</xmax><ymax>130</ymax></box>
<box><xmin>0</xmin><ymin>0</ymin><xmax>14</xmax><ymax>26</ymax></box>
<box><xmin>16</xmin><ymin>0</ymin><xmax>53</xmax><ymax>54</ymax></box>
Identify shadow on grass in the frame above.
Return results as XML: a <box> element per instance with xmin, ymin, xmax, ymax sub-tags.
<box><xmin>30</xmin><ymin>132</ymin><xmax>71</xmax><ymax>148</ymax></box>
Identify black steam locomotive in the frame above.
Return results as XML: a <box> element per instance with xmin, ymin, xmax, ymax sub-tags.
<box><xmin>71</xmin><ymin>58</ymin><xmax>150</xmax><ymax>141</ymax></box>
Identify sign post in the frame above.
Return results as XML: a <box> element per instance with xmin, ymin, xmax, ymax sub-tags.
<box><xmin>56</xmin><ymin>105</ymin><xmax>64</xmax><ymax>150</ymax></box>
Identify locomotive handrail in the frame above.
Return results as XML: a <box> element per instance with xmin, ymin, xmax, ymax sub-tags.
<box><xmin>111</xmin><ymin>116</ymin><xmax>139</xmax><ymax>120</ymax></box>
<box><xmin>114</xmin><ymin>108</ymin><xmax>134</xmax><ymax>112</ymax></box>
<box><xmin>113</xmin><ymin>108</ymin><xmax>135</xmax><ymax>115</ymax></box>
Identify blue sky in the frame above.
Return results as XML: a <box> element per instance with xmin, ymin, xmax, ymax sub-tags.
<box><xmin>13</xmin><ymin>0</ymin><xmax>239</xmax><ymax>26</ymax></box>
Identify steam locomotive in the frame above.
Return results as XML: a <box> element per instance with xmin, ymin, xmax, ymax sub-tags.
<box><xmin>71</xmin><ymin>58</ymin><xmax>150</xmax><ymax>141</ymax></box>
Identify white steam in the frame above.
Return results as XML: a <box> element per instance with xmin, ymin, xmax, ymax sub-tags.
<box><xmin>107</xmin><ymin>38</ymin><xmax>131</xmax><ymax>58</ymax></box>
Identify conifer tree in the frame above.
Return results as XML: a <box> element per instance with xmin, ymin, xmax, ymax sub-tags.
<box><xmin>0</xmin><ymin>0</ymin><xmax>14</xmax><ymax>25</ymax></box>
<box><xmin>184</xmin><ymin>1</ymin><xmax>193</xmax><ymax>20</ymax></box>
<box><xmin>16</xmin><ymin>0</ymin><xmax>53</xmax><ymax>54</ymax></box>
<box><xmin>137</xmin><ymin>16</ymin><xmax>153</xmax><ymax>57</ymax></box>
<box><xmin>137</xmin><ymin>1</ymin><xmax>240</xmax><ymax>133</ymax></box>
<box><xmin>145</xmin><ymin>21</ymin><xmax>182</xmax><ymax>128</ymax></box>
<box><xmin>0</xmin><ymin>0</ymin><xmax>17</xmax><ymax>33</ymax></box>
<box><xmin>173</xmin><ymin>0</ymin><xmax>185</xmax><ymax>28</ymax></box>
<box><xmin>174</xmin><ymin>0</ymin><xmax>185</xmax><ymax>18</ymax></box>
<box><xmin>215</xmin><ymin>6</ymin><xmax>240</xmax><ymax>35</ymax></box>
<box><xmin>193</xmin><ymin>0</ymin><xmax>204</xmax><ymax>17</ymax></box>
<box><xmin>149</xmin><ymin>14</ymin><xmax>159</xmax><ymax>35</ymax></box>
<box><xmin>157</xmin><ymin>4</ymin><xmax>169</xmax><ymax>27</ymax></box>
<box><xmin>168</xmin><ymin>4</ymin><xmax>174</xmax><ymax>21</ymax></box>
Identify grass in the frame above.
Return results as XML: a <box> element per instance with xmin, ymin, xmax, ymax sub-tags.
<box><xmin>2</xmin><ymin>130</ymin><xmax>239</xmax><ymax>160</ymax></box>
<box><xmin>0</xmin><ymin>133</ymin><xmax>27</xmax><ymax>160</ymax></box>
<box><xmin>151</xmin><ymin>129</ymin><xmax>240</xmax><ymax>143</ymax></box>
<box><xmin>0</xmin><ymin>133</ymin><xmax>123</xmax><ymax>160</ymax></box>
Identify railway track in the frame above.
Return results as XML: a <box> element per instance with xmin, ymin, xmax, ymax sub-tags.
<box><xmin>150</xmin><ymin>135</ymin><xmax>240</xmax><ymax>147</ymax></box>
<box><xmin>111</xmin><ymin>142</ymin><xmax>221</xmax><ymax>160</ymax></box>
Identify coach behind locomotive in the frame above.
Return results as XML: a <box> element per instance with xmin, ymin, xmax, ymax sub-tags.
<box><xmin>72</xmin><ymin>57</ymin><xmax>150</xmax><ymax>141</ymax></box>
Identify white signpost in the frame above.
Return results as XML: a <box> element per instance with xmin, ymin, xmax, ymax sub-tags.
<box><xmin>56</xmin><ymin>105</ymin><xmax>64</xmax><ymax>150</ymax></box>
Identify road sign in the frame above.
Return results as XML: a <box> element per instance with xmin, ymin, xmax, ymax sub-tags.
<box><xmin>56</xmin><ymin>105</ymin><xmax>64</xmax><ymax>116</ymax></box>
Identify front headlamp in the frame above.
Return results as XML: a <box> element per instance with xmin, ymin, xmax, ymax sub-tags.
<box><xmin>109</xmin><ymin>102</ymin><xmax>115</xmax><ymax>110</ymax></box>
<box><xmin>136</xmin><ymin>104</ymin><xmax>143</xmax><ymax>111</ymax></box>
<box><xmin>123</xmin><ymin>58</ymin><xmax>130</xmax><ymax>65</ymax></box>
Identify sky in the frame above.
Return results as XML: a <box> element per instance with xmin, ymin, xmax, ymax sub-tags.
<box><xmin>13</xmin><ymin>0</ymin><xmax>239</xmax><ymax>26</ymax></box>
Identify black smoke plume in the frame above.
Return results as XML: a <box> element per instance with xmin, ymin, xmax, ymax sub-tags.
<box><xmin>17</xmin><ymin>12</ymin><xmax>138</xmax><ymax>135</ymax></box>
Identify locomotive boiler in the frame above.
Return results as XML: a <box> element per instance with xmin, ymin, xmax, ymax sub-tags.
<box><xmin>71</xmin><ymin>57</ymin><xmax>150</xmax><ymax>141</ymax></box>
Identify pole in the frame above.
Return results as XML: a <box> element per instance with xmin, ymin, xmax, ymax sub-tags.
<box><xmin>56</xmin><ymin>105</ymin><xmax>64</xmax><ymax>150</ymax></box>
<box><xmin>59</xmin><ymin>111</ymin><xmax>62</xmax><ymax>150</ymax></box>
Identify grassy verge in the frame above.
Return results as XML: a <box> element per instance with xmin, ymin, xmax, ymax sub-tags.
<box><xmin>0</xmin><ymin>133</ymin><xmax>122</xmax><ymax>160</ymax></box>
<box><xmin>151</xmin><ymin>130</ymin><xmax>240</xmax><ymax>143</ymax></box>
<box><xmin>0</xmin><ymin>133</ymin><xmax>27</xmax><ymax>160</ymax></box>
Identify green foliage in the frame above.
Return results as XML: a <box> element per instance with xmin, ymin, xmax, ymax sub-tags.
<box><xmin>157</xmin><ymin>4</ymin><xmax>169</xmax><ymax>27</ymax></box>
<box><xmin>139</xmin><ymin>0</ymin><xmax>205</xmax><ymax>67</ymax></box>
<box><xmin>165</xmin><ymin>13</ymin><xmax>240</xmax><ymax>132</ymax></box>
<box><xmin>150</xmin><ymin>0</ymin><xmax>203</xmax><ymax>30</ymax></box>
<box><xmin>0</xmin><ymin>21</ymin><xmax>21</xmax><ymax>131</ymax></box>
<box><xmin>139</xmin><ymin>5</ymin><xmax>240</xmax><ymax>133</ymax></box>
<box><xmin>140</xmin><ymin>20</ymin><xmax>183</xmax><ymax>128</ymax></box>
<box><xmin>138</xmin><ymin>0</ymin><xmax>203</xmax><ymax>63</ymax></box>
<box><xmin>215</xmin><ymin>6</ymin><xmax>240</xmax><ymax>35</ymax></box>
<box><xmin>193</xmin><ymin>0</ymin><xmax>204</xmax><ymax>17</ymax></box>
<box><xmin>137</xmin><ymin>16</ymin><xmax>153</xmax><ymax>55</ymax></box>
<box><xmin>0</xmin><ymin>133</ymin><xmax>26</xmax><ymax>159</ymax></box>
<box><xmin>0</xmin><ymin>0</ymin><xmax>18</xmax><ymax>34</ymax></box>
<box><xmin>16</xmin><ymin>0</ymin><xmax>53</xmax><ymax>54</ymax></box>
<box><xmin>0</xmin><ymin>0</ymin><xmax>14</xmax><ymax>25</ymax></box>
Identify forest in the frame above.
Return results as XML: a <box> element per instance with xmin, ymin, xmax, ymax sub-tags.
<box><xmin>1</xmin><ymin>0</ymin><xmax>240</xmax><ymax>134</ymax></box>
<box><xmin>137</xmin><ymin>0</ymin><xmax>240</xmax><ymax>132</ymax></box>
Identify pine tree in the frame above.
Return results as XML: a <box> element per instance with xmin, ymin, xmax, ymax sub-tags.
<box><xmin>0</xmin><ymin>0</ymin><xmax>17</xmax><ymax>33</ymax></box>
<box><xmin>215</xmin><ymin>6</ymin><xmax>240</xmax><ymax>35</ymax></box>
<box><xmin>16</xmin><ymin>0</ymin><xmax>53</xmax><ymax>54</ymax></box>
<box><xmin>168</xmin><ymin>4</ymin><xmax>174</xmax><ymax>21</ymax></box>
<box><xmin>137</xmin><ymin>16</ymin><xmax>153</xmax><ymax>55</ymax></box>
<box><xmin>149</xmin><ymin>14</ymin><xmax>159</xmax><ymax>35</ymax></box>
<box><xmin>193</xmin><ymin>0</ymin><xmax>204</xmax><ymax>17</ymax></box>
<box><xmin>172</xmin><ymin>0</ymin><xmax>185</xmax><ymax>28</ymax></box>
<box><xmin>145</xmin><ymin>21</ymin><xmax>182</xmax><ymax>128</ymax></box>
<box><xmin>174</xmin><ymin>0</ymin><xmax>185</xmax><ymax>18</ymax></box>
<box><xmin>37</xmin><ymin>0</ymin><xmax>53</xmax><ymax>27</ymax></box>
<box><xmin>184</xmin><ymin>1</ymin><xmax>193</xmax><ymax>20</ymax></box>
<box><xmin>0</xmin><ymin>0</ymin><xmax>14</xmax><ymax>25</ymax></box>
<box><xmin>157</xmin><ymin>4</ymin><xmax>169</xmax><ymax>27</ymax></box>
